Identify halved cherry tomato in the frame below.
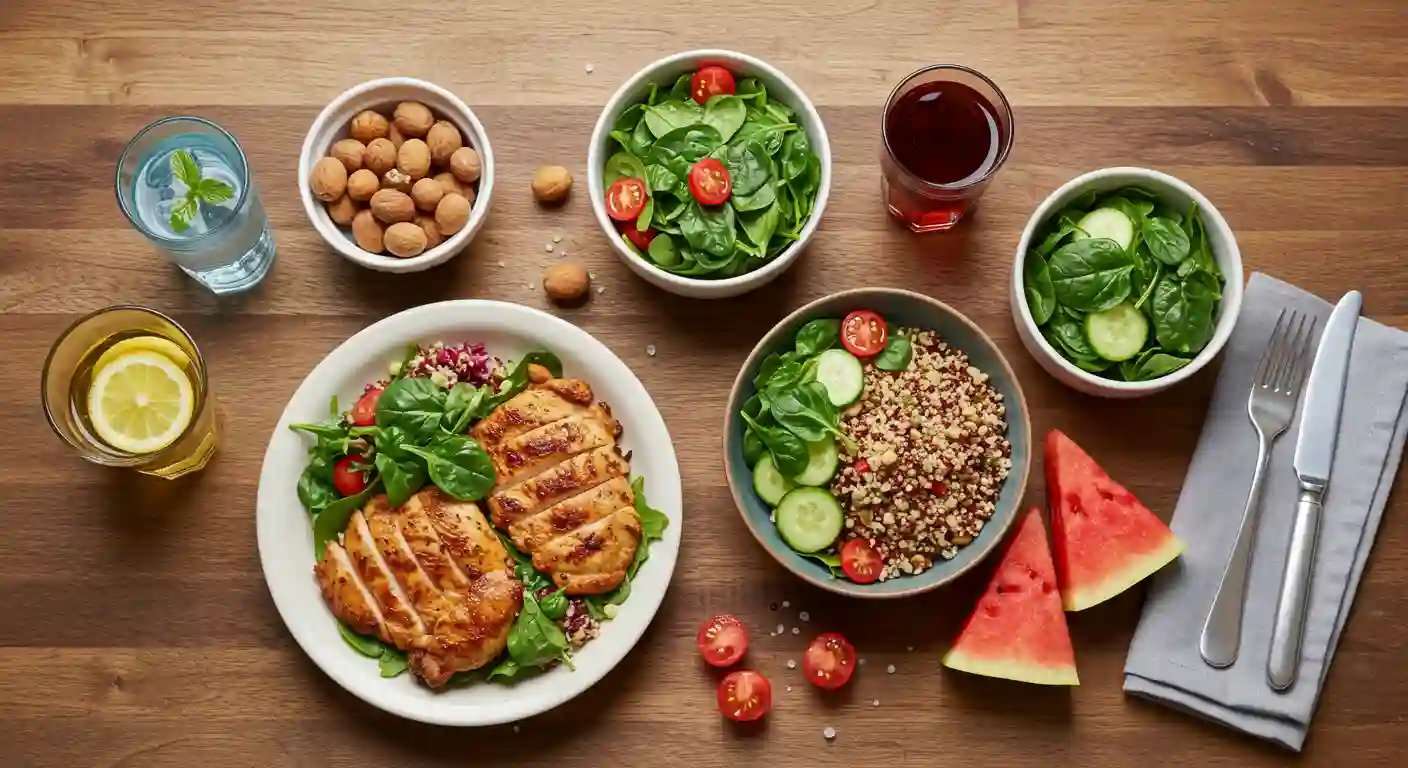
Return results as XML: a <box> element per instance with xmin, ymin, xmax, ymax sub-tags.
<box><xmin>332</xmin><ymin>455</ymin><xmax>369</xmax><ymax>496</ymax></box>
<box><xmin>840</xmin><ymin>538</ymin><xmax>883</xmax><ymax>584</ymax></box>
<box><xmin>697</xmin><ymin>614</ymin><xmax>748</xmax><ymax>667</ymax></box>
<box><xmin>688</xmin><ymin>158</ymin><xmax>731</xmax><ymax>205</ymax></box>
<box><xmin>716</xmin><ymin>670</ymin><xmax>771</xmax><ymax>722</ymax></box>
<box><xmin>606</xmin><ymin>177</ymin><xmax>648</xmax><ymax>221</ymax></box>
<box><xmin>853</xmin><ymin>458</ymin><xmax>870</xmax><ymax>474</ymax></box>
<box><xmin>349</xmin><ymin>384</ymin><xmax>383</xmax><ymax>427</ymax></box>
<box><xmin>841</xmin><ymin>310</ymin><xmax>888</xmax><ymax>357</ymax></box>
<box><xmin>691</xmin><ymin>65</ymin><xmax>737</xmax><ymax>104</ymax></box>
<box><xmin>624</xmin><ymin>226</ymin><xmax>656</xmax><ymax>251</ymax></box>
<box><xmin>803</xmin><ymin>632</ymin><xmax>857</xmax><ymax>690</ymax></box>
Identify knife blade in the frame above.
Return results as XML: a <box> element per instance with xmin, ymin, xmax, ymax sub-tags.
<box><xmin>1269</xmin><ymin>290</ymin><xmax>1362</xmax><ymax>691</ymax></box>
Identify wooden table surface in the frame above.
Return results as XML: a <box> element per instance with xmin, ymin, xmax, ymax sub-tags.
<box><xmin>3</xmin><ymin>0</ymin><xmax>1406</xmax><ymax>765</ymax></box>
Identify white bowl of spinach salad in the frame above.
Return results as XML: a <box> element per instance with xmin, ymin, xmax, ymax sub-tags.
<box><xmin>1012</xmin><ymin>167</ymin><xmax>1243</xmax><ymax>398</ymax></box>
<box><xmin>588</xmin><ymin>50</ymin><xmax>831</xmax><ymax>299</ymax></box>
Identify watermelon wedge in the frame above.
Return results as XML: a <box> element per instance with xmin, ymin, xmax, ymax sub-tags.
<box><xmin>942</xmin><ymin>508</ymin><xmax>1079</xmax><ymax>686</ymax></box>
<box><xmin>1046</xmin><ymin>430</ymin><xmax>1185</xmax><ymax>612</ymax></box>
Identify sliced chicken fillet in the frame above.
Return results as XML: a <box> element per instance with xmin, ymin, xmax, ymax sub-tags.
<box><xmin>486</xmin><ymin>405</ymin><xmax>618</xmax><ymax>486</ymax></box>
<box><xmin>344</xmin><ymin>510</ymin><xmax>424</xmax><ymax>648</ymax></box>
<box><xmin>397</xmin><ymin>494</ymin><xmax>471</xmax><ymax>593</ymax></box>
<box><xmin>509</xmin><ymin>475</ymin><xmax>634</xmax><ymax>552</ymax></box>
<box><xmin>488</xmin><ymin>445</ymin><xmax>630</xmax><ymax>529</ymax></box>
<box><xmin>409</xmin><ymin>570</ymin><xmax>522</xmax><ymax>687</ymax></box>
<box><xmin>472</xmin><ymin>379</ymin><xmax>595</xmax><ymax>448</ymax></box>
<box><xmin>532</xmin><ymin>506</ymin><xmax>643</xmax><ymax>595</ymax></box>
<box><xmin>420</xmin><ymin>492</ymin><xmax>513</xmax><ymax>581</ymax></box>
<box><xmin>315</xmin><ymin>542</ymin><xmax>387</xmax><ymax>642</ymax></box>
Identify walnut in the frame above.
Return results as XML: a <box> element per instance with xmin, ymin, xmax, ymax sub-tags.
<box><xmin>543</xmin><ymin>261</ymin><xmax>590</xmax><ymax>303</ymax></box>
<box><xmin>449</xmin><ymin>147</ymin><xmax>482</xmax><ymax>183</ymax></box>
<box><xmin>325</xmin><ymin>194</ymin><xmax>357</xmax><ymax>225</ymax></box>
<box><xmin>370</xmin><ymin>188</ymin><xmax>415</xmax><ymax>223</ymax></box>
<box><xmin>411</xmin><ymin>178</ymin><xmax>444</xmax><ymax>212</ymax></box>
<box><xmin>309</xmin><ymin>157</ymin><xmax>347</xmax><ymax>202</ymax></box>
<box><xmin>362</xmin><ymin>138</ymin><xmax>397</xmax><ymax>176</ymax></box>
<box><xmin>434</xmin><ymin>192</ymin><xmax>471</xmax><ymax>234</ymax></box>
<box><xmin>346</xmin><ymin>169</ymin><xmax>379</xmax><ymax>202</ymax></box>
<box><xmin>349</xmin><ymin>110</ymin><xmax>389</xmax><ymax>143</ymax></box>
<box><xmin>426</xmin><ymin>120</ymin><xmax>463</xmax><ymax>167</ymax></box>
<box><xmin>384</xmin><ymin>221</ymin><xmax>428</xmax><ymax>258</ymax></box>
<box><xmin>531</xmin><ymin>165</ymin><xmax>572</xmax><ymax>203</ymax></box>
<box><xmin>351</xmin><ymin>209</ymin><xmax>385</xmax><ymax>253</ymax></box>
<box><xmin>392</xmin><ymin>101</ymin><xmax>434</xmax><ymax>138</ymax></box>
<box><xmin>329</xmin><ymin>139</ymin><xmax>365</xmax><ymax>172</ymax></box>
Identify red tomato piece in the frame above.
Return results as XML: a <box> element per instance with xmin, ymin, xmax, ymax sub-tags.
<box><xmin>932</xmin><ymin>481</ymin><xmax>948</xmax><ymax>496</ymax></box>
<box><xmin>688</xmin><ymin>158</ymin><xmax>732</xmax><ymax>205</ymax></box>
<box><xmin>691</xmin><ymin>65</ymin><xmax>737</xmax><ymax>104</ymax></box>
<box><xmin>716</xmin><ymin>670</ymin><xmax>772</xmax><ymax>722</ymax></box>
<box><xmin>624</xmin><ymin>226</ymin><xmax>656</xmax><ymax>251</ymax></box>
<box><xmin>803</xmin><ymin>632</ymin><xmax>857</xmax><ymax>690</ymax></box>
<box><xmin>332</xmin><ymin>455</ymin><xmax>369</xmax><ymax>496</ymax></box>
<box><xmin>853</xmin><ymin>458</ymin><xmax>870</xmax><ymax>474</ymax></box>
<box><xmin>697</xmin><ymin>614</ymin><xmax>748</xmax><ymax>667</ymax></box>
<box><xmin>840</xmin><ymin>538</ymin><xmax>883</xmax><ymax>584</ymax></box>
<box><xmin>606</xmin><ymin>177</ymin><xmax>648</xmax><ymax>221</ymax></box>
<box><xmin>841</xmin><ymin>310</ymin><xmax>888</xmax><ymax>357</ymax></box>
<box><xmin>349</xmin><ymin>384</ymin><xmax>383</xmax><ymax>427</ymax></box>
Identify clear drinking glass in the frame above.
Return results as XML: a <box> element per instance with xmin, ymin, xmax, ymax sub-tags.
<box><xmin>115</xmin><ymin>116</ymin><xmax>276</xmax><ymax>293</ymax></box>
<box><xmin>42</xmin><ymin>306</ymin><xmax>219</xmax><ymax>478</ymax></box>
<box><xmin>881</xmin><ymin>65</ymin><xmax>1015</xmax><ymax>232</ymax></box>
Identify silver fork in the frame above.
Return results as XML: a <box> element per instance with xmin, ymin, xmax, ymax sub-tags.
<box><xmin>1199</xmin><ymin>309</ymin><xmax>1317</xmax><ymax>669</ymax></box>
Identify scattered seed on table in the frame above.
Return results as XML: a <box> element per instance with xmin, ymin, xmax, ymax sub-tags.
<box><xmin>497</xmin><ymin>261</ymin><xmax>505</xmax><ymax>267</ymax></box>
<box><xmin>787</xmin><ymin>685</ymin><xmax>793</xmax><ymax>692</ymax></box>
<box><xmin>584</xmin><ymin>63</ymin><xmax>595</xmax><ymax>73</ymax></box>
<box><xmin>512</xmin><ymin>725</ymin><xmax>520</xmax><ymax>733</ymax></box>
<box><xmin>595</xmin><ymin>286</ymin><xmax>604</xmax><ymax>294</ymax></box>
<box><xmin>791</xmin><ymin>627</ymin><xmax>800</xmax><ymax>635</ymax></box>
<box><xmin>872</xmin><ymin>699</ymin><xmax>880</xmax><ymax>707</ymax></box>
<box><xmin>823</xmin><ymin>726</ymin><xmax>836</xmax><ymax>740</ymax></box>
<box><xmin>545</xmin><ymin>243</ymin><xmax>554</xmax><ymax>252</ymax></box>
<box><xmin>858</xmin><ymin>657</ymin><xmax>867</xmax><ymax>666</ymax></box>
<box><xmin>906</xmin><ymin>646</ymin><xmax>914</xmax><ymax>652</ymax></box>
<box><xmin>786</xmin><ymin>659</ymin><xmax>796</xmax><ymax>669</ymax></box>
<box><xmin>775</xmin><ymin>623</ymin><xmax>785</xmax><ymax>635</ymax></box>
<box><xmin>886</xmin><ymin>664</ymin><xmax>896</xmax><ymax>674</ymax></box>
<box><xmin>799</xmin><ymin>611</ymin><xmax>810</xmax><ymax>622</ymax></box>
<box><xmin>646</xmin><ymin>344</ymin><xmax>657</xmax><ymax>356</ymax></box>
<box><xmin>553</xmin><ymin>234</ymin><xmax>563</xmax><ymax>243</ymax></box>
<box><xmin>782</xmin><ymin>601</ymin><xmax>791</xmax><ymax>609</ymax></box>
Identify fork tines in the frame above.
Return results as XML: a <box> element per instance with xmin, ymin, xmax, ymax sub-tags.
<box><xmin>1255</xmin><ymin>309</ymin><xmax>1318</xmax><ymax>395</ymax></box>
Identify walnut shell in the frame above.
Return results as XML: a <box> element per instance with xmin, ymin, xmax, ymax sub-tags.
<box><xmin>370</xmin><ymin>188</ymin><xmax>416</xmax><ymax>224</ymax></box>
<box><xmin>450</xmin><ymin>147</ymin><xmax>482</xmax><ymax>184</ymax></box>
<box><xmin>382</xmin><ymin>168</ymin><xmax>414</xmax><ymax>195</ymax></box>
<box><xmin>351</xmin><ymin>209</ymin><xmax>385</xmax><ymax>253</ymax></box>
<box><xmin>310</xmin><ymin>157</ymin><xmax>348</xmax><ymax>202</ymax></box>
<box><xmin>347</xmin><ymin>169</ymin><xmax>380</xmax><ymax>202</ymax></box>
<box><xmin>387</xmin><ymin>123</ymin><xmax>405</xmax><ymax>149</ymax></box>
<box><xmin>531</xmin><ymin>165</ymin><xmax>572</xmax><ymax>203</ymax></box>
<box><xmin>326</xmin><ymin>194</ymin><xmax>358</xmax><ymax>225</ymax></box>
<box><xmin>392</xmin><ymin>101</ymin><xmax>434</xmax><ymax>138</ymax></box>
<box><xmin>435</xmin><ymin>192</ymin><xmax>471</xmax><ymax>234</ymax></box>
<box><xmin>415</xmin><ymin>214</ymin><xmax>445</xmax><ymax>249</ymax></box>
<box><xmin>543</xmin><ymin>261</ymin><xmax>590</xmax><ymax>303</ymax></box>
<box><xmin>363</xmin><ymin>138</ymin><xmax>397</xmax><ymax>176</ymax></box>
<box><xmin>426</xmin><ymin>121</ymin><xmax>463</xmax><ymax>167</ymax></box>
<box><xmin>349</xmin><ymin>110</ymin><xmax>390</xmax><ymax>143</ymax></box>
<box><xmin>411</xmin><ymin>178</ymin><xmax>444</xmax><ymax>212</ymax></box>
<box><xmin>384</xmin><ymin>221</ymin><xmax>429</xmax><ymax>258</ymax></box>
<box><xmin>329</xmin><ymin>139</ymin><xmax>366</xmax><ymax>173</ymax></box>
<box><xmin>433</xmin><ymin>172</ymin><xmax>467</xmax><ymax>199</ymax></box>
<box><xmin>397</xmin><ymin>139</ymin><xmax>432</xmax><ymax>180</ymax></box>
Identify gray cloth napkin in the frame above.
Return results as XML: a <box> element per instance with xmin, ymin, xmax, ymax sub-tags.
<box><xmin>1124</xmin><ymin>272</ymin><xmax>1408</xmax><ymax>751</ymax></box>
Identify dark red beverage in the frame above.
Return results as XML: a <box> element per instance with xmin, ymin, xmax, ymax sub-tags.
<box><xmin>881</xmin><ymin>65</ymin><xmax>1013</xmax><ymax>232</ymax></box>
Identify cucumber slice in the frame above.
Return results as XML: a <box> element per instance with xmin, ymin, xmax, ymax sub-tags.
<box><xmin>813</xmin><ymin>349</ymin><xmax>864</xmax><ymax>406</ymax></box>
<box><xmin>792</xmin><ymin>439</ymin><xmax>840</xmax><ymax>486</ymax></box>
<box><xmin>1074</xmin><ymin>207</ymin><xmax>1135</xmax><ymax>250</ymax></box>
<box><xmin>775</xmin><ymin>487</ymin><xmax>845</xmax><ymax>553</ymax></box>
<box><xmin>1085</xmin><ymin>302</ymin><xmax>1149</xmax><ymax>361</ymax></box>
<box><xmin>752</xmin><ymin>454</ymin><xmax>796</xmax><ymax>506</ymax></box>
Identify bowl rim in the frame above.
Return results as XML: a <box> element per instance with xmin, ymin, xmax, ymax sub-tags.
<box><xmin>586</xmin><ymin>48</ymin><xmax>832</xmax><ymax>291</ymax></box>
<box><xmin>297</xmin><ymin>76</ymin><xmax>495</xmax><ymax>273</ymax></box>
<box><xmin>1012</xmin><ymin>166</ymin><xmax>1244</xmax><ymax>392</ymax></box>
<box><xmin>722</xmin><ymin>287</ymin><xmax>1032</xmax><ymax>598</ymax></box>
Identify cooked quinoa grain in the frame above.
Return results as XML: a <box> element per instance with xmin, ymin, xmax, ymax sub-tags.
<box><xmin>830</xmin><ymin>328</ymin><xmax>1011</xmax><ymax>581</ymax></box>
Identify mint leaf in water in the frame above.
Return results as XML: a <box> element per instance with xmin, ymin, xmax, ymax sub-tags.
<box><xmin>171</xmin><ymin>149</ymin><xmax>201</xmax><ymax>187</ymax></box>
<box><xmin>197</xmin><ymin>177</ymin><xmax>234</xmax><ymax>204</ymax></box>
<box><xmin>169</xmin><ymin>196</ymin><xmax>197</xmax><ymax>232</ymax></box>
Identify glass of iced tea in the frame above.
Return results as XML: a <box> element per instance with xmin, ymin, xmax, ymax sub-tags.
<box><xmin>41</xmin><ymin>306</ymin><xmax>218</xmax><ymax>478</ymax></box>
<box><xmin>881</xmin><ymin>64</ymin><xmax>1014</xmax><ymax>232</ymax></box>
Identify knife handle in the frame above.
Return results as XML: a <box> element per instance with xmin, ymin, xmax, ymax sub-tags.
<box><xmin>1268</xmin><ymin>487</ymin><xmax>1323</xmax><ymax>691</ymax></box>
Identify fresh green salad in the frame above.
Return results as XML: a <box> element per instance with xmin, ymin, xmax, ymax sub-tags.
<box><xmin>1022</xmin><ymin>186</ymin><xmax>1225</xmax><ymax>381</ymax></box>
<box><xmin>290</xmin><ymin>343</ymin><xmax>668</xmax><ymax>685</ymax></box>
<box><xmin>602</xmin><ymin>64</ymin><xmax>822</xmax><ymax>279</ymax></box>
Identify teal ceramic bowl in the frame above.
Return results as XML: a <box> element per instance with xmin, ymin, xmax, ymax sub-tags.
<box><xmin>723</xmin><ymin>288</ymin><xmax>1032</xmax><ymax>598</ymax></box>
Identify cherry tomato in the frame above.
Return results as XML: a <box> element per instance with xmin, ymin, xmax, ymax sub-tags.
<box><xmin>606</xmin><ymin>177</ymin><xmax>648</xmax><ymax>222</ymax></box>
<box><xmin>332</xmin><ymin>455</ymin><xmax>369</xmax><ymax>496</ymax></box>
<box><xmin>349</xmin><ymin>385</ymin><xmax>383</xmax><ymax>427</ymax></box>
<box><xmin>840</xmin><ymin>538</ymin><xmax>883</xmax><ymax>584</ymax></box>
<box><xmin>691</xmin><ymin>65</ymin><xmax>737</xmax><ymax>104</ymax></box>
<box><xmin>697</xmin><ymin>614</ymin><xmax>749</xmax><ymax>667</ymax></box>
<box><xmin>803</xmin><ymin>632</ymin><xmax>857</xmax><ymax>690</ymax></box>
<box><xmin>841</xmin><ymin>310</ymin><xmax>888</xmax><ymax>357</ymax></box>
<box><xmin>688</xmin><ymin>158</ymin><xmax>732</xmax><ymax>205</ymax></box>
<box><xmin>624</xmin><ymin>226</ymin><xmax>656</xmax><ymax>251</ymax></box>
<box><xmin>853</xmin><ymin>458</ymin><xmax>870</xmax><ymax>474</ymax></box>
<box><xmin>716</xmin><ymin>670</ymin><xmax>772</xmax><ymax>722</ymax></box>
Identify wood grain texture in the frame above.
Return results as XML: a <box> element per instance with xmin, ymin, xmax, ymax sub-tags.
<box><xmin>2</xmin><ymin>0</ymin><xmax>1406</xmax><ymax>765</ymax></box>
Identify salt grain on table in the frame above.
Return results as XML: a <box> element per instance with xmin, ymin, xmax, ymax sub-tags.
<box><xmin>585</xmin><ymin>63</ymin><xmax>594</xmax><ymax>73</ymax></box>
<box><xmin>799</xmin><ymin>611</ymin><xmax>810</xmax><ymax>622</ymax></box>
<box><xmin>886</xmin><ymin>664</ymin><xmax>896</xmax><ymax>674</ymax></box>
<box><xmin>823</xmin><ymin>726</ymin><xmax>836</xmax><ymax>740</ymax></box>
<box><xmin>782</xmin><ymin>601</ymin><xmax>790</xmax><ymax>608</ymax></box>
<box><xmin>545</xmin><ymin>243</ymin><xmax>553</xmax><ymax>252</ymax></box>
<box><xmin>786</xmin><ymin>659</ymin><xmax>796</xmax><ymax>669</ymax></box>
<box><xmin>791</xmin><ymin>627</ymin><xmax>800</xmax><ymax>635</ymax></box>
<box><xmin>775</xmin><ymin>623</ymin><xmax>785</xmax><ymax>635</ymax></box>
<box><xmin>646</xmin><ymin>344</ymin><xmax>657</xmax><ymax>356</ymax></box>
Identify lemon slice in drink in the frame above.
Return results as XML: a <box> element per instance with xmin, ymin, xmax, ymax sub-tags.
<box><xmin>87</xmin><ymin>350</ymin><xmax>195</xmax><ymax>454</ymax></box>
<box><xmin>93</xmin><ymin>335</ymin><xmax>192</xmax><ymax>375</ymax></box>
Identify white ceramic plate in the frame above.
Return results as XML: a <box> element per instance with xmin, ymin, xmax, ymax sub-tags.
<box><xmin>256</xmin><ymin>301</ymin><xmax>682</xmax><ymax>726</ymax></box>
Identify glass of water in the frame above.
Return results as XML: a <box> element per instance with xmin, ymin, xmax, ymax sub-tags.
<box><xmin>115</xmin><ymin>116</ymin><xmax>277</xmax><ymax>294</ymax></box>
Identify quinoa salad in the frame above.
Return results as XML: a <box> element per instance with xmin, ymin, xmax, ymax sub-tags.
<box><xmin>739</xmin><ymin>310</ymin><xmax>1010</xmax><ymax>584</ymax></box>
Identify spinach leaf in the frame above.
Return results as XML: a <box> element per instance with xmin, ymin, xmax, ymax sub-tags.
<box><xmin>1152</xmin><ymin>273</ymin><xmax>1219</xmax><ymax>355</ymax></box>
<box><xmin>312</xmin><ymin>479</ymin><xmax>381</xmax><ymax>556</ymax></box>
<box><xmin>628</xmin><ymin>116</ymin><xmax>655</xmax><ymax>157</ymax></box>
<box><xmin>632</xmin><ymin>475</ymin><xmax>670</xmax><ymax>541</ymax></box>
<box><xmin>874</xmin><ymin>333</ymin><xmax>913</xmax><ymax>371</ymax></box>
<box><xmin>442</xmin><ymin>383</ymin><xmax>485</xmax><ymax>434</ymax></box>
<box><xmin>338</xmin><ymin>622</ymin><xmax>386</xmax><ymax>658</ymax></box>
<box><xmin>636</xmin><ymin>196</ymin><xmax>655</xmax><ymax>231</ymax></box>
<box><xmin>736</xmin><ymin>77</ymin><xmax>766</xmax><ymax>105</ymax></box>
<box><xmin>487</xmin><ymin>656</ymin><xmax>527</xmax><ymax>682</ymax></box>
<box><xmin>399</xmin><ymin>435</ymin><xmax>496</xmax><ymax>501</ymax></box>
<box><xmin>800</xmin><ymin>552</ymin><xmax>842</xmax><ymax>579</ymax></box>
<box><xmin>1119</xmin><ymin>349</ymin><xmax>1192</xmax><ymax>381</ymax></box>
<box><xmin>1183</xmin><ymin>202</ymin><xmax>1221</xmax><ymax>279</ymax></box>
<box><xmin>643</xmin><ymin>100</ymin><xmax>703</xmax><ymax>138</ymax></box>
<box><xmin>612</xmin><ymin>103</ymin><xmax>644</xmax><ymax>134</ymax></box>
<box><xmin>1142</xmin><ymin>217</ymin><xmax>1191</xmax><ymax>265</ymax></box>
<box><xmin>761</xmin><ymin>358</ymin><xmax>806</xmax><ymax>399</ymax></box>
<box><xmin>539</xmin><ymin>588</ymin><xmax>569</xmax><ymax>621</ymax></box>
<box><xmin>603</xmin><ymin>151</ymin><xmax>648</xmax><ymax>187</ymax></box>
<box><xmin>298</xmin><ymin>465</ymin><xmax>340</xmax><ymax>513</ymax></box>
<box><xmin>742</xmin><ymin>429</ymin><xmax>765</xmax><ymax>466</ymax></box>
<box><xmin>724</xmin><ymin>140</ymin><xmax>770</xmax><ymax>196</ymax></box>
<box><xmin>1048</xmin><ymin>238</ymin><xmax>1136</xmax><ymax>312</ymax></box>
<box><xmin>668</xmin><ymin>73</ymin><xmax>693</xmax><ymax>101</ymax></box>
<box><xmin>1023</xmin><ymin>250</ymin><xmax>1057</xmax><ymax>326</ymax></box>
<box><xmin>506</xmin><ymin>592</ymin><xmax>572</xmax><ymax>669</ymax></box>
<box><xmin>730</xmin><ymin>179</ymin><xmax>776</xmax><ymax>212</ymax></box>
<box><xmin>679</xmin><ymin>200</ymin><xmax>736</xmax><ymax>258</ymax></box>
<box><xmin>375</xmin><ymin>451</ymin><xmax>427</xmax><ymax>507</ymax></box>
<box><xmin>1046</xmin><ymin>312</ymin><xmax>1099</xmax><ymax>361</ymax></box>
<box><xmin>768</xmin><ymin>381</ymin><xmax>841</xmax><ymax>442</ymax></box>
<box><xmin>1035</xmin><ymin>221</ymin><xmax>1078</xmax><ymax>257</ymax></box>
<box><xmin>644</xmin><ymin>164</ymin><xmax>683</xmax><ymax>195</ymax></box>
<box><xmin>738</xmin><ymin>200</ymin><xmax>780</xmax><ymax>249</ymax></box>
<box><xmin>780</xmin><ymin>131</ymin><xmax>810</xmax><ymax>180</ymax></box>
<box><xmin>740</xmin><ymin>411</ymin><xmax>808</xmax><ymax>477</ymax></box>
<box><xmin>649</xmin><ymin>125</ymin><xmax>723</xmax><ymax>178</ymax></box>
<box><xmin>378</xmin><ymin>647</ymin><xmax>408</xmax><ymax>678</ymax></box>
<box><xmin>701</xmin><ymin>95</ymin><xmax>747</xmax><ymax>142</ymax></box>
<box><xmin>482</xmin><ymin>351</ymin><xmax>563</xmax><ymax>412</ymax></box>
<box><xmin>794</xmin><ymin>318</ymin><xmax>841</xmax><ymax>356</ymax></box>
<box><xmin>375</xmin><ymin>377</ymin><xmax>447</xmax><ymax>443</ymax></box>
<box><xmin>647</xmin><ymin>232</ymin><xmax>680</xmax><ymax>267</ymax></box>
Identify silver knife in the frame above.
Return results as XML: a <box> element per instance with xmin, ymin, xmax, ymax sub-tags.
<box><xmin>1268</xmin><ymin>291</ymin><xmax>1362</xmax><ymax>691</ymax></box>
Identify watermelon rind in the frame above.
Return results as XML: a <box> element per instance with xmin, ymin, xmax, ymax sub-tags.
<box><xmin>942</xmin><ymin>648</ymin><xmax>1080</xmax><ymax>686</ymax></box>
<box><xmin>1060</xmin><ymin>536</ymin><xmax>1184</xmax><ymax>612</ymax></box>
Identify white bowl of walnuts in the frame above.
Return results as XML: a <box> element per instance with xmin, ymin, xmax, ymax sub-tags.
<box><xmin>299</xmin><ymin>77</ymin><xmax>492</xmax><ymax>273</ymax></box>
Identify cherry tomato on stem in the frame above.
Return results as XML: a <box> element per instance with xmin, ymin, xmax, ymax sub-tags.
<box><xmin>697</xmin><ymin>614</ymin><xmax>748</xmax><ymax>667</ymax></box>
<box><xmin>332</xmin><ymin>455</ymin><xmax>369</xmax><ymax>496</ymax></box>
<box><xmin>840</xmin><ymin>538</ymin><xmax>883</xmax><ymax>584</ymax></box>
<box><xmin>688</xmin><ymin>158</ymin><xmax>732</xmax><ymax>205</ymax></box>
<box><xmin>350</xmin><ymin>385</ymin><xmax>383</xmax><ymax>427</ymax></box>
<box><xmin>606</xmin><ymin>177</ymin><xmax>648</xmax><ymax>222</ymax></box>
<box><xmin>803</xmin><ymin>632</ymin><xmax>857</xmax><ymax>690</ymax></box>
<box><xmin>691</xmin><ymin>65</ymin><xmax>737</xmax><ymax>104</ymax></box>
<box><xmin>841</xmin><ymin>309</ymin><xmax>888</xmax><ymax>357</ymax></box>
<box><xmin>717</xmin><ymin>670</ymin><xmax>772</xmax><ymax>722</ymax></box>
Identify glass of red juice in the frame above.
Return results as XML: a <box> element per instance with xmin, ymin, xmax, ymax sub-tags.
<box><xmin>881</xmin><ymin>65</ymin><xmax>1014</xmax><ymax>232</ymax></box>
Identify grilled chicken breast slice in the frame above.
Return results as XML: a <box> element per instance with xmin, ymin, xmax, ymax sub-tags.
<box><xmin>485</xmin><ymin>405</ymin><xmax>618</xmax><ymax>487</ymax></box>
<box><xmin>509</xmin><ymin>475</ymin><xmax>634</xmax><ymax>552</ymax></box>
<box><xmin>344</xmin><ymin>510</ymin><xmax>425</xmax><ymax>649</ymax></box>
<box><xmin>409</xmin><ymin>570</ymin><xmax>522</xmax><ymax>687</ymax></box>
<box><xmin>531</xmin><ymin>506</ymin><xmax>643</xmax><ymax>595</ymax></box>
<box><xmin>420</xmin><ymin>491</ymin><xmax>513</xmax><ymax>581</ymax></box>
<box><xmin>472</xmin><ymin>379</ymin><xmax>595</xmax><ymax>448</ymax></box>
<box><xmin>488</xmin><ymin>445</ymin><xmax>630</xmax><ymax>529</ymax></box>
<box><xmin>315</xmin><ymin>542</ymin><xmax>388</xmax><ymax>642</ymax></box>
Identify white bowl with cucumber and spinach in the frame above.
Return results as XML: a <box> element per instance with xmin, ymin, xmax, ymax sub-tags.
<box><xmin>1011</xmin><ymin>167</ymin><xmax>1243</xmax><ymax>398</ymax></box>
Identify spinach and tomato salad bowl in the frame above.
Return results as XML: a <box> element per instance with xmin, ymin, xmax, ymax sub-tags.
<box><xmin>722</xmin><ymin>288</ymin><xmax>1032</xmax><ymax>598</ymax></box>
<box><xmin>1012</xmin><ymin>167</ymin><xmax>1244</xmax><ymax>398</ymax></box>
<box><xmin>588</xmin><ymin>49</ymin><xmax>831</xmax><ymax>299</ymax></box>
<box><xmin>255</xmin><ymin>300</ymin><xmax>682</xmax><ymax>726</ymax></box>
